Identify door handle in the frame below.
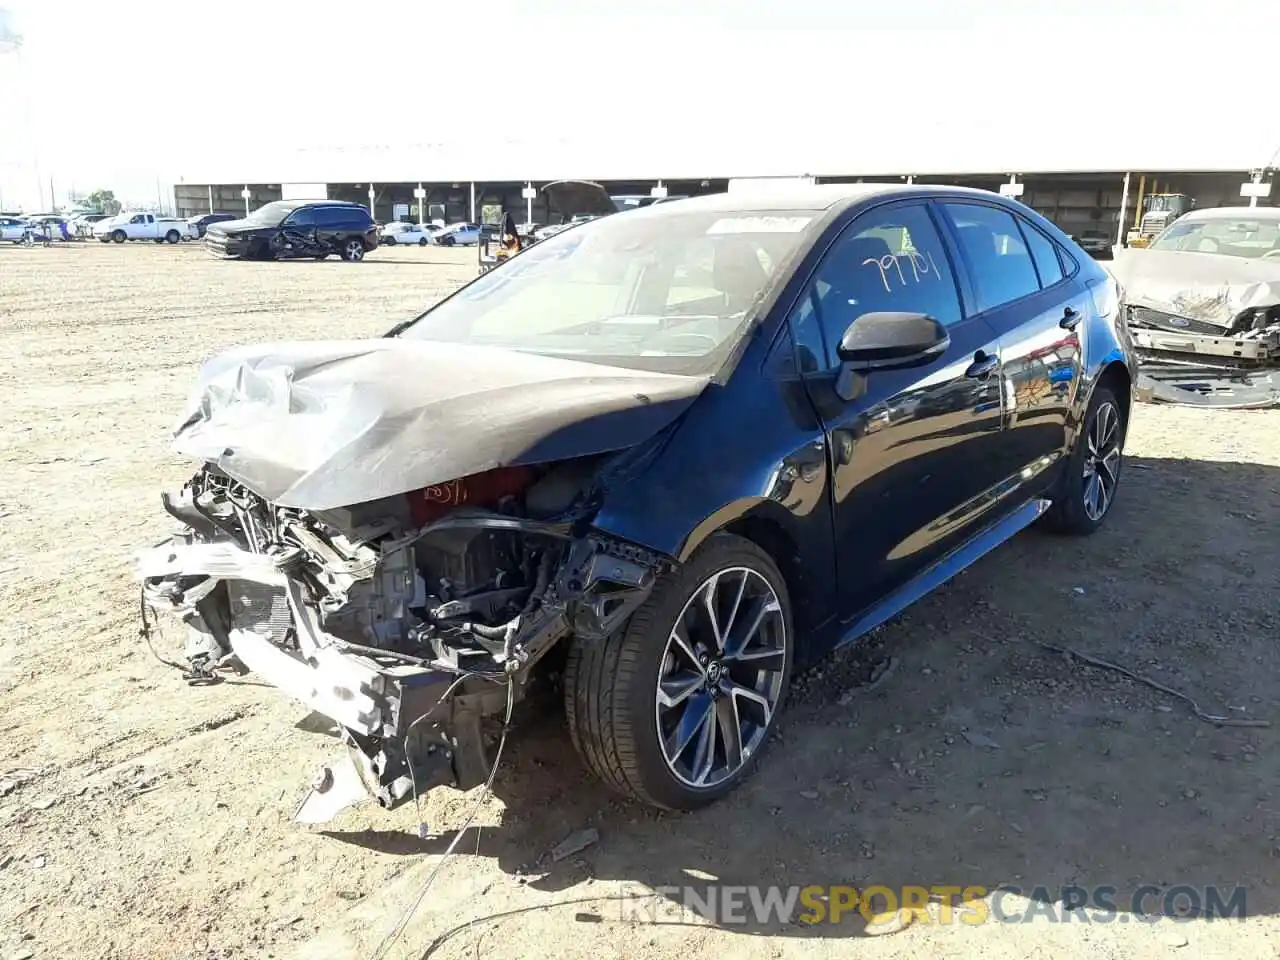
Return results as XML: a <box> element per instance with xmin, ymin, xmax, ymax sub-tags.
<box><xmin>1060</xmin><ymin>307</ymin><xmax>1083</xmax><ymax>331</ymax></box>
<box><xmin>965</xmin><ymin>351</ymin><xmax>999</xmax><ymax>379</ymax></box>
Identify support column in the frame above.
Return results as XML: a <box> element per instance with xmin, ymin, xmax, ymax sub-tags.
<box><xmin>242</xmin><ymin>185</ymin><xmax>251</xmax><ymax>216</ymax></box>
<box><xmin>469</xmin><ymin>182</ymin><xmax>476</xmax><ymax>222</ymax></box>
<box><xmin>415</xmin><ymin>184</ymin><xmax>425</xmax><ymax>225</ymax></box>
<box><xmin>367</xmin><ymin>184</ymin><xmax>376</xmax><ymax>220</ymax></box>
<box><xmin>525</xmin><ymin>181</ymin><xmax>533</xmax><ymax>225</ymax></box>
<box><xmin>1249</xmin><ymin>170</ymin><xmax>1262</xmax><ymax>208</ymax></box>
<box><xmin>1116</xmin><ymin>172</ymin><xmax>1131</xmax><ymax>246</ymax></box>
<box><xmin>208</xmin><ymin>184</ymin><xmax>214</xmax><ymax>214</ymax></box>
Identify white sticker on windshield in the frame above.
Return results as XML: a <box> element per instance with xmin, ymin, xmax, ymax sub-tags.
<box><xmin>706</xmin><ymin>216</ymin><xmax>813</xmax><ymax>235</ymax></box>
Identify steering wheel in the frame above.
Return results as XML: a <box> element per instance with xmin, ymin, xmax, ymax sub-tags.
<box><xmin>1260</xmin><ymin>248</ymin><xmax>1280</xmax><ymax>261</ymax></box>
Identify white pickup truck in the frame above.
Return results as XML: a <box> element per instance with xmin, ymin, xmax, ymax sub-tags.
<box><xmin>94</xmin><ymin>212</ymin><xmax>199</xmax><ymax>244</ymax></box>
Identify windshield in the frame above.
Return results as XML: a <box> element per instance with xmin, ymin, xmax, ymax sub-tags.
<box><xmin>243</xmin><ymin>201</ymin><xmax>299</xmax><ymax>226</ymax></box>
<box><xmin>1150</xmin><ymin>215</ymin><xmax>1280</xmax><ymax>259</ymax></box>
<box><xmin>396</xmin><ymin>207</ymin><xmax>818</xmax><ymax>376</ymax></box>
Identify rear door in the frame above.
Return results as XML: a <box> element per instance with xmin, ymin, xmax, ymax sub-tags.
<box><xmin>791</xmin><ymin>199</ymin><xmax>1007</xmax><ymax>617</ymax></box>
<box><xmin>936</xmin><ymin>201</ymin><xmax>1085</xmax><ymax>496</ymax></box>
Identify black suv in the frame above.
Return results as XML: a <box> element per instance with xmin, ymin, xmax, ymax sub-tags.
<box><xmin>205</xmin><ymin>200</ymin><xmax>379</xmax><ymax>262</ymax></box>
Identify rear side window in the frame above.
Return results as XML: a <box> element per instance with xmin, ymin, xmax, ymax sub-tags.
<box><xmin>316</xmin><ymin>205</ymin><xmax>370</xmax><ymax>227</ymax></box>
<box><xmin>1019</xmin><ymin>219</ymin><xmax>1064</xmax><ymax>288</ymax></box>
<box><xmin>941</xmin><ymin>203</ymin><xmax>1040</xmax><ymax>312</ymax></box>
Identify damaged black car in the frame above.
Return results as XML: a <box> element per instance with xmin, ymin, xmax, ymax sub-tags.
<box><xmin>205</xmin><ymin>199</ymin><xmax>379</xmax><ymax>263</ymax></box>
<box><xmin>137</xmin><ymin>184</ymin><xmax>1136</xmax><ymax>818</ymax></box>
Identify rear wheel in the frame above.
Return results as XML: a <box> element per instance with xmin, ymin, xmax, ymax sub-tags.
<box><xmin>1041</xmin><ymin>385</ymin><xmax>1124</xmax><ymax>535</ymax></box>
<box><xmin>383</xmin><ymin>236</ymin><xmax>397</xmax><ymax>245</ymax></box>
<box><xmin>418</xmin><ymin>237</ymin><xmax>428</xmax><ymax>246</ymax></box>
<box><xmin>564</xmin><ymin>533</ymin><xmax>793</xmax><ymax>810</ymax></box>
<box><xmin>164</xmin><ymin>229</ymin><xmax>180</xmax><ymax>244</ymax></box>
<box><xmin>341</xmin><ymin>238</ymin><xmax>365</xmax><ymax>262</ymax></box>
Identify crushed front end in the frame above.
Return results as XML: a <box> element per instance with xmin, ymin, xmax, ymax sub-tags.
<box><xmin>135</xmin><ymin>459</ymin><xmax>665</xmax><ymax>814</ymax></box>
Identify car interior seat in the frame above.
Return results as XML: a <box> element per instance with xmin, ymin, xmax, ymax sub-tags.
<box><xmin>712</xmin><ymin>241</ymin><xmax>771</xmax><ymax>315</ymax></box>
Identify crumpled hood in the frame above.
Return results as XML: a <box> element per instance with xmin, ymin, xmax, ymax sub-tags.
<box><xmin>207</xmin><ymin>217</ymin><xmax>267</xmax><ymax>237</ymax></box>
<box><xmin>1109</xmin><ymin>249</ymin><xmax>1280</xmax><ymax>326</ymax></box>
<box><xmin>172</xmin><ymin>338</ymin><xmax>710</xmax><ymax>510</ymax></box>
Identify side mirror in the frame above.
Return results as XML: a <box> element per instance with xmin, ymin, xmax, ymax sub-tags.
<box><xmin>837</xmin><ymin>312</ymin><xmax>950</xmax><ymax>371</ymax></box>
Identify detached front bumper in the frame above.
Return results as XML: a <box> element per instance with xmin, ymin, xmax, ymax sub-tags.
<box><xmin>136</xmin><ymin>537</ymin><xmax>503</xmax><ymax>809</ymax></box>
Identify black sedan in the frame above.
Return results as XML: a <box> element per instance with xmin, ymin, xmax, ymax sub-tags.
<box><xmin>205</xmin><ymin>200</ymin><xmax>379</xmax><ymax>262</ymax></box>
<box><xmin>137</xmin><ymin>184</ymin><xmax>1136</xmax><ymax>816</ymax></box>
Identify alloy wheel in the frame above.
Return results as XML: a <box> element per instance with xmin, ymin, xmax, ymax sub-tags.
<box><xmin>655</xmin><ymin>567</ymin><xmax>788</xmax><ymax>788</ymax></box>
<box><xmin>1082</xmin><ymin>400</ymin><xmax>1121</xmax><ymax>521</ymax></box>
<box><xmin>344</xmin><ymin>240</ymin><xmax>364</xmax><ymax>262</ymax></box>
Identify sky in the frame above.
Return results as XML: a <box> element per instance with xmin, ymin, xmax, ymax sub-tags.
<box><xmin>1</xmin><ymin>0</ymin><xmax>1277</xmax><ymax>210</ymax></box>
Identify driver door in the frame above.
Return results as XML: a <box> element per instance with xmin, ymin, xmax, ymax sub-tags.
<box><xmin>791</xmin><ymin>200</ymin><xmax>1007</xmax><ymax>618</ymax></box>
<box><xmin>281</xmin><ymin>206</ymin><xmax>319</xmax><ymax>253</ymax></box>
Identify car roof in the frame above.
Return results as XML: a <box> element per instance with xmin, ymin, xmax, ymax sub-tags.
<box><xmin>622</xmin><ymin>183</ymin><xmax>1023</xmax><ymax>218</ymax></box>
<box><xmin>1176</xmin><ymin>205</ymin><xmax>1280</xmax><ymax>222</ymax></box>
<box><xmin>271</xmin><ymin>199</ymin><xmax>367</xmax><ymax>210</ymax></box>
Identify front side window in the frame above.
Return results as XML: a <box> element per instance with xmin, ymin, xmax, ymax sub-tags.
<box><xmin>397</xmin><ymin>207</ymin><xmax>820</xmax><ymax>377</ymax></box>
<box><xmin>1149</xmin><ymin>215</ymin><xmax>1280</xmax><ymax>259</ymax></box>
<box><xmin>792</xmin><ymin>202</ymin><xmax>963</xmax><ymax>369</ymax></box>
<box><xmin>941</xmin><ymin>202</ymin><xmax>1041</xmax><ymax>312</ymax></box>
<box><xmin>284</xmin><ymin>207</ymin><xmax>317</xmax><ymax>227</ymax></box>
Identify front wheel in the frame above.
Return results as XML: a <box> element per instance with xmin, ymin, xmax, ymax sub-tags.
<box><xmin>1040</xmin><ymin>384</ymin><xmax>1124</xmax><ymax>535</ymax></box>
<box><xmin>111</xmin><ymin>230</ymin><xmax>126</xmax><ymax>243</ymax></box>
<box><xmin>418</xmin><ymin>237</ymin><xmax>428</xmax><ymax>246</ymax></box>
<box><xmin>564</xmin><ymin>533</ymin><xmax>793</xmax><ymax>810</ymax></box>
<box><xmin>341</xmin><ymin>238</ymin><xmax>365</xmax><ymax>262</ymax></box>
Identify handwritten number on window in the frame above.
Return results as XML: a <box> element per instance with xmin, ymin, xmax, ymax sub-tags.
<box><xmin>862</xmin><ymin>249</ymin><xmax>944</xmax><ymax>294</ymax></box>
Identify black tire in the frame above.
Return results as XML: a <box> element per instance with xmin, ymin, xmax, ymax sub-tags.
<box><xmin>383</xmin><ymin>236</ymin><xmax>396</xmax><ymax>245</ymax></box>
<box><xmin>564</xmin><ymin>532</ymin><xmax>794</xmax><ymax>810</ymax></box>
<box><xmin>418</xmin><ymin>237</ymin><xmax>428</xmax><ymax>246</ymax></box>
<box><xmin>1040</xmin><ymin>384</ymin><xmax>1125</xmax><ymax>535</ymax></box>
<box><xmin>111</xmin><ymin>230</ymin><xmax>126</xmax><ymax>243</ymax></box>
<box><xmin>164</xmin><ymin>229</ymin><xmax>180</xmax><ymax>244</ymax></box>
<box><xmin>341</xmin><ymin>238</ymin><xmax>365</xmax><ymax>262</ymax></box>
<box><xmin>438</xmin><ymin>235</ymin><xmax>455</xmax><ymax>246</ymax></box>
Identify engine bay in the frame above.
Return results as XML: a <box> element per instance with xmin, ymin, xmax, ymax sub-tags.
<box><xmin>137</xmin><ymin>455</ymin><xmax>667</xmax><ymax>813</ymax></box>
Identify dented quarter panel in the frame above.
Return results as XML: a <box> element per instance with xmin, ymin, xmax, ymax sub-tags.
<box><xmin>590</xmin><ymin>323</ymin><xmax>841</xmax><ymax>637</ymax></box>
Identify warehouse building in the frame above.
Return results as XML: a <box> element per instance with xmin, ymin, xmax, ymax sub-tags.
<box><xmin>173</xmin><ymin>132</ymin><xmax>1277</xmax><ymax>245</ymax></box>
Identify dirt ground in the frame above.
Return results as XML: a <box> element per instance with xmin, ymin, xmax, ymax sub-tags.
<box><xmin>1</xmin><ymin>240</ymin><xmax>1278</xmax><ymax>960</ymax></box>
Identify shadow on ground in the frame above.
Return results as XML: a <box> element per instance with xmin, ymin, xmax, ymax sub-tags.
<box><xmin>319</xmin><ymin>453</ymin><xmax>1280</xmax><ymax>951</ymax></box>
